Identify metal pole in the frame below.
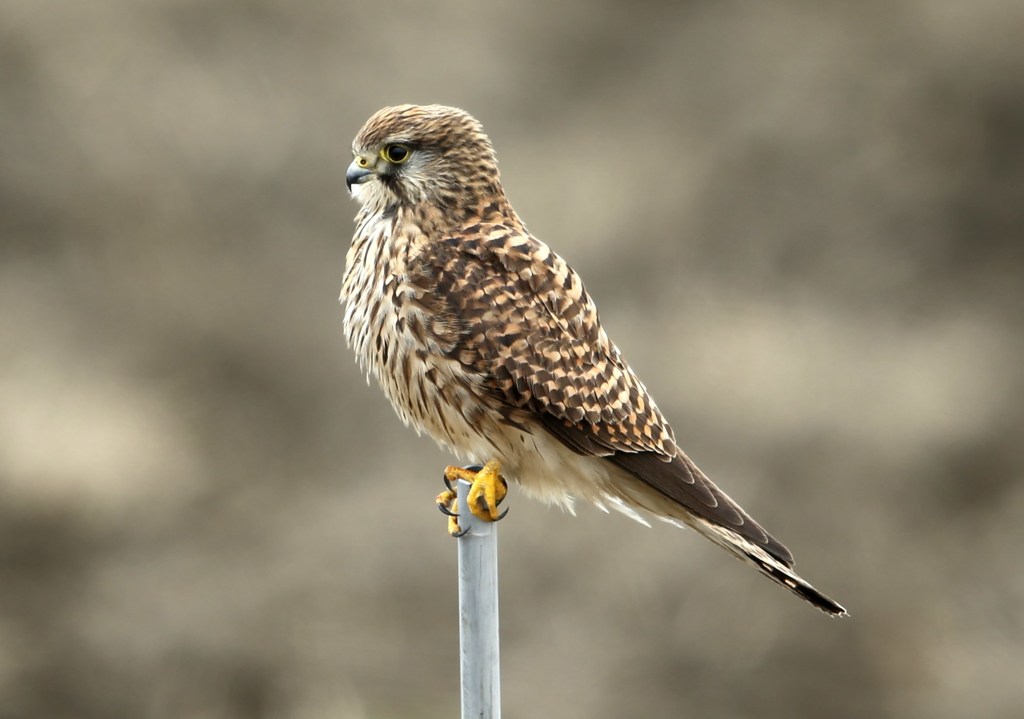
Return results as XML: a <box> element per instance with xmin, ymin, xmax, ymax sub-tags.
<box><xmin>456</xmin><ymin>478</ymin><xmax>501</xmax><ymax>719</ymax></box>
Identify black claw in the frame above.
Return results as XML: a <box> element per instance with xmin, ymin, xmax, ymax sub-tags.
<box><xmin>438</xmin><ymin>503</ymin><xmax>458</xmax><ymax>517</ymax></box>
<box><xmin>466</xmin><ymin>464</ymin><xmax>483</xmax><ymax>473</ymax></box>
<box><xmin>495</xmin><ymin>507</ymin><xmax>510</xmax><ymax>522</ymax></box>
<box><xmin>453</xmin><ymin>525</ymin><xmax>470</xmax><ymax>538</ymax></box>
<box><xmin>442</xmin><ymin>473</ymin><xmax>455</xmax><ymax>493</ymax></box>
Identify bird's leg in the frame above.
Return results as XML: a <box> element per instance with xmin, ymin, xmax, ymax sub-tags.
<box><xmin>436</xmin><ymin>460</ymin><xmax>508</xmax><ymax>537</ymax></box>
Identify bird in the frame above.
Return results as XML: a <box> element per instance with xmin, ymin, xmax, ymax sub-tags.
<box><xmin>340</xmin><ymin>104</ymin><xmax>846</xmax><ymax>617</ymax></box>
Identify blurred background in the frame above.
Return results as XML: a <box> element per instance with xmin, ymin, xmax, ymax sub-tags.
<box><xmin>2</xmin><ymin>1</ymin><xmax>1022</xmax><ymax>717</ymax></box>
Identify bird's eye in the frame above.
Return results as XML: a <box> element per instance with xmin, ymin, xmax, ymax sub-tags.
<box><xmin>381</xmin><ymin>144</ymin><xmax>411</xmax><ymax>164</ymax></box>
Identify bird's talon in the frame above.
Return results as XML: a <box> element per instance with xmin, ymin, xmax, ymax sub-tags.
<box><xmin>436</xmin><ymin>485</ymin><xmax>459</xmax><ymax>531</ymax></box>
<box><xmin>439</xmin><ymin>460</ymin><xmax>509</xmax><ymax>531</ymax></box>
<box><xmin>496</xmin><ymin>507</ymin><xmax>509</xmax><ymax>521</ymax></box>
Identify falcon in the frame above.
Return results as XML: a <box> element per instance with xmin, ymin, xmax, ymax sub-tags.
<box><xmin>341</xmin><ymin>104</ymin><xmax>846</xmax><ymax>616</ymax></box>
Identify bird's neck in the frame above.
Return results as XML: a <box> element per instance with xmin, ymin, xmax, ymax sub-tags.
<box><xmin>401</xmin><ymin>185</ymin><xmax>521</xmax><ymax>236</ymax></box>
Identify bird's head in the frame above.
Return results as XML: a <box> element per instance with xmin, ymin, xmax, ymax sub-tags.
<box><xmin>347</xmin><ymin>104</ymin><xmax>504</xmax><ymax>213</ymax></box>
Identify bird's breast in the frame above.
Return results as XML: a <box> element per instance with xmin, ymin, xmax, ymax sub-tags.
<box><xmin>340</xmin><ymin>214</ymin><xmax>513</xmax><ymax>462</ymax></box>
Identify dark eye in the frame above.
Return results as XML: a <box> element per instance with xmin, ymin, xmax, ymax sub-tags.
<box><xmin>381</xmin><ymin>144</ymin><xmax>411</xmax><ymax>164</ymax></box>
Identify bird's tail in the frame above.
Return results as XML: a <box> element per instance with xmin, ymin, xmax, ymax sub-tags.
<box><xmin>604</xmin><ymin>453</ymin><xmax>847</xmax><ymax>616</ymax></box>
<box><xmin>690</xmin><ymin>516</ymin><xmax>848</xmax><ymax>617</ymax></box>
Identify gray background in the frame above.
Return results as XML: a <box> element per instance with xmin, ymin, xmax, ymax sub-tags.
<box><xmin>2</xmin><ymin>1</ymin><xmax>1022</xmax><ymax>717</ymax></box>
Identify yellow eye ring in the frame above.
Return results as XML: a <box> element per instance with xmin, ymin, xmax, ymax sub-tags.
<box><xmin>381</xmin><ymin>144</ymin><xmax>411</xmax><ymax>165</ymax></box>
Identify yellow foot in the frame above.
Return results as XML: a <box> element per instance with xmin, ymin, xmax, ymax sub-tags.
<box><xmin>436</xmin><ymin>460</ymin><xmax>509</xmax><ymax>537</ymax></box>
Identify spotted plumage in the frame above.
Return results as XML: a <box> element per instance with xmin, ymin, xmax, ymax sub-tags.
<box><xmin>341</xmin><ymin>104</ymin><xmax>846</xmax><ymax>616</ymax></box>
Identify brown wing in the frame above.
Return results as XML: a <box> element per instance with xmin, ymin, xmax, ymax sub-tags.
<box><xmin>407</xmin><ymin>226</ymin><xmax>793</xmax><ymax>566</ymax></box>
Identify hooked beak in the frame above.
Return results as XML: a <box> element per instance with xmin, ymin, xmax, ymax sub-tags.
<box><xmin>346</xmin><ymin>158</ymin><xmax>375</xmax><ymax>191</ymax></box>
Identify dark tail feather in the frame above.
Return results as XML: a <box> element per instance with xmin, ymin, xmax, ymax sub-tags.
<box><xmin>604</xmin><ymin>450</ymin><xmax>848</xmax><ymax>616</ymax></box>
<box><xmin>688</xmin><ymin>515</ymin><xmax>848</xmax><ymax>616</ymax></box>
<box><xmin>745</xmin><ymin>549</ymin><xmax>847</xmax><ymax>616</ymax></box>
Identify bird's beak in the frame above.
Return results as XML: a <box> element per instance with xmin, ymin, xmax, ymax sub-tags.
<box><xmin>346</xmin><ymin>158</ymin><xmax>375</xmax><ymax>191</ymax></box>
